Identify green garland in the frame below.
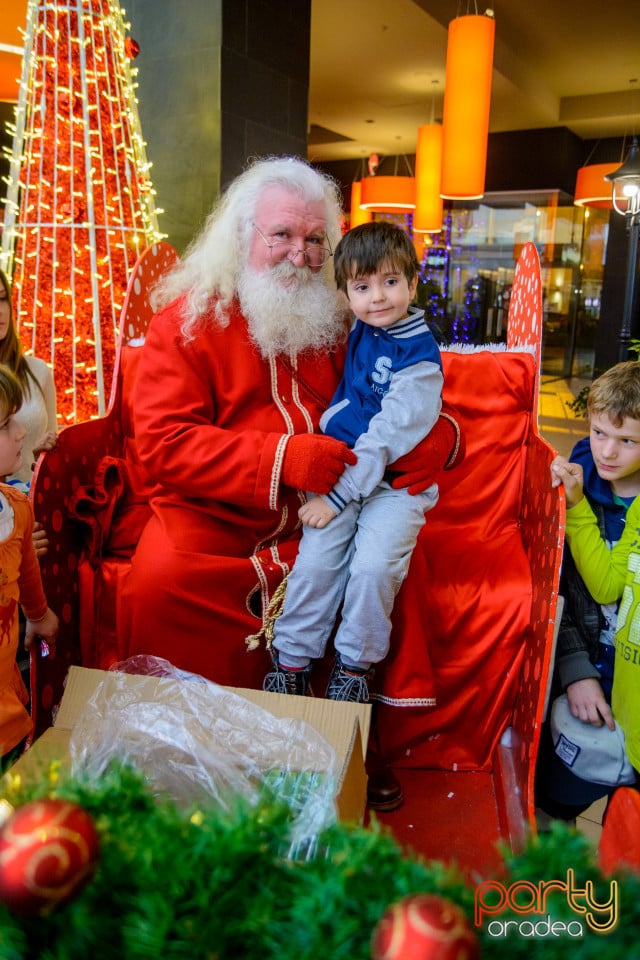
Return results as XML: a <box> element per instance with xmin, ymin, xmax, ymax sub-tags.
<box><xmin>0</xmin><ymin>763</ymin><xmax>639</xmax><ymax>959</ymax></box>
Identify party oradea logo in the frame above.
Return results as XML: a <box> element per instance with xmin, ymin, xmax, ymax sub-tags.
<box><xmin>474</xmin><ymin>869</ymin><xmax>618</xmax><ymax>939</ymax></box>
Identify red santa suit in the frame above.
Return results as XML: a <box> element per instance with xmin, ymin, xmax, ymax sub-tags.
<box><xmin>121</xmin><ymin>294</ymin><xmax>438</xmax><ymax>703</ymax></box>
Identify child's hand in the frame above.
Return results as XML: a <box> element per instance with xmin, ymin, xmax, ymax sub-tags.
<box><xmin>32</xmin><ymin>430</ymin><xmax>58</xmax><ymax>458</ymax></box>
<box><xmin>550</xmin><ymin>455</ymin><xmax>584</xmax><ymax>507</ymax></box>
<box><xmin>32</xmin><ymin>521</ymin><xmax>49</xmax><ymax>559</ymax></box>
<box><xmin>24</xmin><ymin>607</ymin><xmax>59</xmax><ymax>653</ymax></box>
<box><xmin>566</xmin><ymin>677</ymin><xmax>615</xmax><ymax>730</ymax></box>
<box><xmin>298</xmin><ymin>496</ymin><xmax>337</xmax><ymax>528</ymax></box>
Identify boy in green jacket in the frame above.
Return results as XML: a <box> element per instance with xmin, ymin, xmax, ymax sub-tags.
<box><xmin>550</xmin><ymin>361</ymin><xmax>640</xmax><ymax>783</ymax></box>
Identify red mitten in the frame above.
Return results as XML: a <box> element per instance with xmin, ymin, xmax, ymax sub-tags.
<box><xmin>281</xmin><ymin>434</ymin><xmax>357</xmax><ymax>494</ymax></box>
<box><xmin>389</xmin><ymin>407</ymin><xmax>465</xmax><ymax>495</ymax></box>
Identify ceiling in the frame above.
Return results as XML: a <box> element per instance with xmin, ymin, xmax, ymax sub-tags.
<box><xmin>1</xmin><ymin>0</ymin><xmax>639</xmax><ymax>165</ymax></box>
<box><xmin>308</xmin><ymin>0</ymin><xmax>640</xmax><ymax>164</ymax></box>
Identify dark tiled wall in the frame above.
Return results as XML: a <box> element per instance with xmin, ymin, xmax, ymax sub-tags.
<box><xmin>127</xmin><ymin>0</ymin><xmax>310</xmax><ymax>253</ymax></box>
<box><xmin>484</xmin><ymin>127</ymin><xmax>585</xmax><ymax>196</ymax></box>
<box><xmin>221</xmin><ymin>1</ymin><xmax>310</xmax><ymax>191</ymax></box>
<box><xmin>127</xmin><ymin>0</ymin><xmax>223</xmax><ymax>253</ymax></box>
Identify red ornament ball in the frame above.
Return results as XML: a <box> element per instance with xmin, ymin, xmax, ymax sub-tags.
<box><xmin>124</xmin><ymin>36</ymin><xmax>140</xmax><ymax>59</ymax></box>
<box><xmin>0</xmin><ymin>799</ymin><xmax>100</xmax><ymax>915</ymax></box>
<box><xmin>371</xmin><ymin>893</ymin><xmax>480</xmax><ymax>960</ymax></box>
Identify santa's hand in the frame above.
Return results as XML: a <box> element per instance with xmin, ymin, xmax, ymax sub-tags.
<box><xmin>389</xmin><ymin>408</ymin><xmax>465</xmax><ymax>495</ymax></box>
<box><xmin>282</xmin><ymin>434</ymin><xmax>356</xmax><ymax>494</ymax></box>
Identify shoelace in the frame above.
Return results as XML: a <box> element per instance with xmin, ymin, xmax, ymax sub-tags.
<box><xmin>329</xmin><ymin>671</ymin><xmax>369</xmax><ymax>703</ymax></box>
<box><xmin>265</xmin><ymin>667</ymin><xmax>308</xmax><ymax>695</ymax></box>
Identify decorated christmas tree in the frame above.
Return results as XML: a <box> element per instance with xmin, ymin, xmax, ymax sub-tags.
<box><xmin>0</xmin><ymin>0</ymin><xmax>163</xmax><ymax>424</ymax></box>
<box><xmin>0</xmin><ymin>763</ymin><xmax>639</xmax><ymax>959</ymax></box>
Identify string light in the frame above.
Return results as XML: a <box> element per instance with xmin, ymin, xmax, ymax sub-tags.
<box><xmin>0</xmin><ymin>0</ymin><xmax>164</xmax><ymax>423</ymax></box>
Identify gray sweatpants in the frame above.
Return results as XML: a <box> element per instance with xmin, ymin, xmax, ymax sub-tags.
<box><xmin>272</xmin><ymin>482</ymin><xmax>438</xmax><ymax>669</ymax></box>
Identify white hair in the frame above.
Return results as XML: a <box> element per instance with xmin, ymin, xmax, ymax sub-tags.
<box><xmin>237</xmin><ymin>261</ymin><xmax>347</xmax><ymax>358</ymax></box>
<box><xmin>150</xmin><ymin>156</ymin><xmax>344</xmax><ymax>341</ymax></box>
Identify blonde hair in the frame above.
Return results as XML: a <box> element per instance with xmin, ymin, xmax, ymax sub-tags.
<box><xmin>0</xmin><ymin>363</ymin><xmax>24</xmax><ymax>420</ymax></box>
<box><xmin>150</xmin><ymin>156</ymin><xmax>344</xmax><ymax>341</ymax></box>
<box><xmin>587</xmin><ymin>360</ymin><xmax>640</xmax><ymax>425</ymax></box>
<box><xmin>0</xmin><ymin>268</ymin><xmax>42</xmax><ymax>402</ymax></box>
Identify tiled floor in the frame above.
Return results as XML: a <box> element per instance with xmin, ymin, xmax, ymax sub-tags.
<box><xmin>537</xmin><ymin>374</ymin><xmax>606</xmax><ymax>847</ymax></box>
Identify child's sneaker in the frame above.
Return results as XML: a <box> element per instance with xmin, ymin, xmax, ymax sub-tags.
<box><xmin>325</xmin><ymin>654</ymin><xmax>373</xmax><ymax>703</ymax></box>
<box><xmin>263</xmin><ymin>651</ymin><xmax>311</xmax><ymax>696</ymax></box>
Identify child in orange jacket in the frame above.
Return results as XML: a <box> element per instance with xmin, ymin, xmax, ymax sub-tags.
<box><xmin>0</xmin><ymin>365</ymin><xmax>58</xmax><ymax>771</ymax></box>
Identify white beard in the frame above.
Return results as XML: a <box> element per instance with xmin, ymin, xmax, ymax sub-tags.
<box><xmin>237</xmin><ymin>261</ymin><xmax>348</xmax><ymax>357</ymax></box>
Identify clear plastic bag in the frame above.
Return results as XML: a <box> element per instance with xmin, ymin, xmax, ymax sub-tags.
<box><xmin>68</xmin><ymin>655</ymin><xmax>338</xmax><ymax>856</ymax></box>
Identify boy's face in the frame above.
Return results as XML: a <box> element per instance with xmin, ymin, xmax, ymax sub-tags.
<box><xmin>0</xmin><ymin>410</ymin><xmax>25</xmax><ymax>478</ymax></box>
<box><xmin>589</xmin><ymin>411</ymin><xmax>640</xmax><ymax>497</ymax></box>
<box><xmin>345</xmin><ymin>262</ymin><xmax>418</xmax><ymax>329</ymax></box>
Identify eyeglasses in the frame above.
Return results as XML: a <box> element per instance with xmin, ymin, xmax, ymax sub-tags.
<box><xmin>252</xmin><ymin>223</ymin><xmax>333</xmax><ymax>267</ymax></box>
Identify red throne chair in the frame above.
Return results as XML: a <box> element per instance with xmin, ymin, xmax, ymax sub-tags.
<box><xmin>29</xmin><ymin>241</ymin><xmax>565</xmax><ymax>874</ymax></box>
<box><xmin>29</xmin><ymin>242</ymin><xmax>178</xmax><ymax>731</ymax></box>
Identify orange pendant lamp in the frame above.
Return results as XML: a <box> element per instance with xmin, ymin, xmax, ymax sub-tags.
<box><xmin>349</xmin><ymin>181</ymin><xmax>372</xmax><ymax>227</ymax></box>
<box><xmin>574</xmin><ymin>162</ymin><xmax>619</xmax><ymax>209</ymax></box>
<box><xmin>360</xmin><ymin>175</ymin><xmax>416</xmax><ymax>213</ymax></box>
<box><xmin>414</xmin><ymin>123</ymin><xmax>444</xmax><ymax>233</ymax></box>
<box><xmin>440</xmin><ymin>11</ymin><xmax>495</xmax><ymax>200</ymax></box>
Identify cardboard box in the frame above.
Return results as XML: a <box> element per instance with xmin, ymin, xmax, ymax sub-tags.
<box><xmin>15</xmin><ymin>666</ymin><xmax>371</xmax><ymax>825</ymax></box>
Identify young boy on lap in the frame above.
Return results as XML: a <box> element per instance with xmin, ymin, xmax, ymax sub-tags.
<box><xmin>263</xmin><ymin>221</ymin><xmax>443</xmax><ymax>703</ymax></box>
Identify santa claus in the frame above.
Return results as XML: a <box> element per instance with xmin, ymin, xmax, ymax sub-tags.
<box><xmin>120</xmin><ymin>156</ymin><xmax>459</xmax><ymax>810</ymax></box>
